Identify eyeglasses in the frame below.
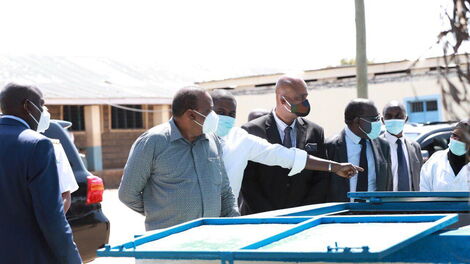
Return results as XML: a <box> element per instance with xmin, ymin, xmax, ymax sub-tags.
<box><xmin>359</xmin><ymin>115</ymin><xmax>381</xmax><ymax>122</ymax></box>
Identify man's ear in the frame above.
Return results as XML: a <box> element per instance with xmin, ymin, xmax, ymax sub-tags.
<box><xmin>405</xmin><ymin>115</ymin><xmax>409</xmax><ymax>123</ymax></box>
<box><xmin>185</xmin><ymin>109</ymin><xmax>196</xmax><ymax>121</ymax></box>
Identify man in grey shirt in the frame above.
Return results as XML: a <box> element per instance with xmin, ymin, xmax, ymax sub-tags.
<box><xmin>118</xmin><ymin>87</ymin><xmax>239</xmax><ymax>231</ymax></box>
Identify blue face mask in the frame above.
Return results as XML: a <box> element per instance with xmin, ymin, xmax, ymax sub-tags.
<box><xmin>216</xmin><ymin>115</ymin><xmax>236</xmax><ymax>137</ymax></box>
<box><xmin>384</xmin><ymin>119</ymin><xmax>405</xmax><ymax>135</ymax></box>
<box><xmin>448</xmin><ymin>139</ymin><xmax>468</xmax><ymax>156</ymax></box>
<box><xmin>359</xmin><ymin>118</ymin><xmax>382</xmax><ymax>140</ymax></box>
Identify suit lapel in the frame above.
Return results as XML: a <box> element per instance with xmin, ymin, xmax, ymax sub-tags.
<box><xmin>295</xmin><ymin>118</ymin><xmax>307</xmax><ymax>149</ymax></box>
<box><xmin>338</xmin><ymin>130</ymin><xmax>348</xmax><ymax>163</ymax></box>
<box><xmin>404</xmin><ymin>138</ymin><xmax>419</xmax><ymax>191</ymax></box>
<box><xmin>265</xmin><ymin>113</ymin><xmax>282</xmax><ymax>145</ymax></box>
<box><xmin>336</xmin><ymin>130</ymin><xmax>350</xmax><ymax>197</ymax></box>
<box><xmin>371</xmin><ymin>139</ymin><xmax>391</xmax><ymax>190</ymax></box>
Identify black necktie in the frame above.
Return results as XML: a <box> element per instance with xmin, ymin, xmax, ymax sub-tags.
<box><xmin>283</xmin><ymin>127</ymin><xmax>292</xmax><ymax>148</ymax></box>
<box><xmin>357</xmin><ymin>138</ymin><xmax>368</xmax><ymax>192</ymax></box>
<box><xmin>396</xmin><ymin>139</ymin><xmax>410</xmax><ymax>191</ymax></box>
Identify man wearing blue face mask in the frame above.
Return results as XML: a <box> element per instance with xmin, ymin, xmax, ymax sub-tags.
<box><xmin>381</xmin><ymin>101</ymin><xmax>423</xmax><ymax>191</ymax></box>
<box><xmin>210</xmin><ymin>89</ymin><xmax>362</xmax><ymax>202</ymax></box>
<box><xmin>420</xmin><ymin>119</ymin><xmax>470</xmax><ymax>191</ymax></box>
<box><xmin>326</xmin><ymin>99</ymin><xmax>393</xmax><ymax>202</ymax></box>
<box><xmin>119</xmin><ymin>86</ymin><xmax>239</xmax><ymax>231</ymax></box>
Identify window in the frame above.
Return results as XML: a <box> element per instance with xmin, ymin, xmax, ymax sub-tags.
<box><xmin>426</xmin><ymin>100</ymin><xmax>438</xmax><ymax>111</ymax></box>
<box><xmin>63</xmin><ymin>106</ymin><xmax>85</xmax><ymax>131</ymax></box>
<box><xmin>111</xmin><ymin>105</ymin><xmax>143</xmax><ymax>129</ymax></box>
<box><xmin>404</xmin><ymin>95</ymin><xmax>441</xmax><ymax>123</ymax></box>
<box><xmin>410</xmin><ymin>101</ymin><xmax>424</xmax><ymax>113</ymax></box>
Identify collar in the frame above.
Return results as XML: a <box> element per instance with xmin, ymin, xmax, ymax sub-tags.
<box><xmin>384</xmin><ymin>131</ymin><xmax>405</xmax><ymax>144</ymax></box>
<box><xmin>1</xmin><ymin>115</ymin><xmax>30</xmax><ymax>129</ymax></box>
<box><xmin>169</xmin><ymin>118</ymin><xmax>208</xmax><ymax>143</ymax></box>
<box><xmin>272</xmin><ymin>109</ymin><xmax>296</xmax><ymax>131</ymax></box>
<box><xmin>345</xmin><ymin>126</ymin><xmax>362</xmax><ymax>144</ymax></box>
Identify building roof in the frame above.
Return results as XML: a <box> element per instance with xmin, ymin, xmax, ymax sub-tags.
<box><xmin>0</xmin><ymin>56</ymin><xmax>196</xmax><ymax>105</ymax></box>
<box><xmin>196</xmin><ymin>55</ymin><xmax>467</xmax><ymax>91</ymax></box>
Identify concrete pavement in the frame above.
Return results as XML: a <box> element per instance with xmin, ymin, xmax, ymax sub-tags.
<box><xmin>89</xmin><ymin>189</ymin><xmax>145</xmax><ymax>264</ymax></box>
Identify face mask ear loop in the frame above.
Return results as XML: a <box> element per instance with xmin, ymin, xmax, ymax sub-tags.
<box><xmin>25</xmin><ymin>100</ymin><xmax>41</xmax><ymax>125</ymax></box>
<box><xmin>191</xmin><ymin>109</ymin><xmax>206</xmax><ymax>127</ymax></box>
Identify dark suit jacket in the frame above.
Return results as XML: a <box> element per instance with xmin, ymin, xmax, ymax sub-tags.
<box><xmin>239</xmin><ymin>112</ymin><xmax>328</xmax><ymax>215</ymax></box>
<box><xmin>325</xmin><ymin>129</ymin><xmax>393</xmax><ymax>202</ymax></box>
<box><xmin>0</xmin><ymin>118</ymin><xmax>82</xmax><ymax>264</ymax></box>
<box><xmin>403</xmin><ymin>138</ymin><xmax>424</xmax><ymax>191</ymax></box>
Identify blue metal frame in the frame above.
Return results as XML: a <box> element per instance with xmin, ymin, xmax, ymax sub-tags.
<box><xmin>97</xmin><ymin>214</ymin><xmax>458</xmax><ymax>262</ymax></box>
<box><xmin>348</xmin><ymin>191</ymin><xmax>470</xmax><ymax>199</ymax></box>
<box><xmin>98</xmin><ymin>217</ymin><xmax>311</xmax><ymax>257</ymax></box>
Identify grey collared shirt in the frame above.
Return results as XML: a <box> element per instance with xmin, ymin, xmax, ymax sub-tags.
<box><xmin>118</xmin><ymin>119</ymin><xmax>239</xmax><ymax>231</ymax></box>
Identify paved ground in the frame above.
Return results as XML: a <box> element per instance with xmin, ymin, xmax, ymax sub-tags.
<box><xmin>89</xmin><ymin>189</ymin><xmax>145</xmax><ymax>264</ymax></box>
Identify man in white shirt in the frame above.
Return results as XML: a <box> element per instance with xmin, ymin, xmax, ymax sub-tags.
<box><xmin>420</xmin><ymin>119</ymin><xmax>470</xmax><ymax>191</ymax></box>
<box><xmin>51</xmin><ymin>139</ymin><xmax>79</xmax><ymax>212</ymax></box>
<box><xmin>210</xmin><ymin>89</ymin><xmax>362</xmax><ymax>200</ymax></box>
<box><xmin>381</xmin><ymin>101</ymin><xmax>423</xmax><ymax>191</ymax></box>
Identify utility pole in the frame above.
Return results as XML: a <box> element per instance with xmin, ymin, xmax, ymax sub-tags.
<box><xmin>355</xmin><ymin>0</ymin><xmax>368</xmax><ymax>98</ymax></box>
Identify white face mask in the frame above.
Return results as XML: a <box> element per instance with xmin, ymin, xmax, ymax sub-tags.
<box><xmin>193</xmin><ymin>110</ymin><xmax>219</xmax><ymax>134</ymax></box>
<box><xmin>27</xmin><ymin>101</ymin><xmax>51</xmax><ymax>133</ymax></box>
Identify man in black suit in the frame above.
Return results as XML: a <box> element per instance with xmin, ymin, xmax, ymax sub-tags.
<box><xmin>326</xmin><ymin>99</ymin><xmax>393</xmax><ymax>202</ymax></box>
<box><xmin>240</xmin><ymin>76</ymin><xmax>328</xmax><ymax>215</ymax></box>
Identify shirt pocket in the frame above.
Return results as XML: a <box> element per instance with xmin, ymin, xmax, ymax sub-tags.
<box><xmin>208</xmin><ymin>156</ymin><xmax>223</xmax><ymax>186</ymax></box>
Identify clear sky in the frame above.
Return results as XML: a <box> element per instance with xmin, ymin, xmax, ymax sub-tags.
<box><xmin>0</xmin><ymin>0</ymin><xmax>464</xmax><ymax>82</ymax></box>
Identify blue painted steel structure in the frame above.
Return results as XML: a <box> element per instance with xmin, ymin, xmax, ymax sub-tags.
<box><xmin>98</xmin><ymin>192</ymin><xmax>470</xmax><ymax>263</ymax></box>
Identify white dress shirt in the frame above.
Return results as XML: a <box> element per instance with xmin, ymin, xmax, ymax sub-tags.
<box><xmin>420</xmin><ymin>149</ymin><xmax>470</xmax><ymax>192</ymax></box>
<box><xmin>52</xmin><ymin>140</ymin><xmax>79</xmax><ymax>194</ymax></box>
<box><xmin>273</xmin><ymin>110</ymin><xmax>297</xmax><ymax>147</ymax></box>
<box><xmin>344</xmin><ymin>127</ymin><xmax>377</xmax><ymax>194</ymax></box>
<box><xmin>221</xmin><ymin>127</ymin><xmax>307</xmax><ymax>200</ymax></box>
<box><xmin>383</xmin><ymin>132</ymin><xmax>412</xmax><ymax>191</ymax></box>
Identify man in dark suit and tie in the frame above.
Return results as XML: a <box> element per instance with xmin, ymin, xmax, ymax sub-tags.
<box><xmin>381</xmin><ymin>101</ymin><xmax>423</xmax><ymax>191</ymax></box>
<box><xmin>0</xmin><ymin>83</ymin><xmax>82</xmax><ymax>264</ymax></box>
<box><xmin>326</xmin><ymin>99</ymin><xmax>393</xmax><ymax>202</ymax></box>
<box><xmin>239</xmin><ymin>76</ymin><xmax>328</xmax><ymax>215</ymax></box>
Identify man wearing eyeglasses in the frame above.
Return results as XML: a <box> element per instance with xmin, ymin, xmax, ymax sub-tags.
<box><xmin>326</xmin><ymin>99</ymin><xmax>393</xmax><ymax>202</ymax></box>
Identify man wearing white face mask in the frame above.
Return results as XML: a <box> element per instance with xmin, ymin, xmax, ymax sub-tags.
<box><xmin>420</xmin><ymin>119</ymin><xmax>470</xmax><ymax>192</ymax></box>
<box><xmin>381</xmin><ymin>101</ymin><xmax>423</xmax><ymax>191</ymax></box>
<box><xmin>210</xmin><ymin>90</ymin><xmax>362</xmax><ymax>202</ymax></box>
<box><xmin>119</xmin><ymin>86</ymin><xmax>239</xmax><ymax>231</ymax></box>
<box><xmin>0</xmin><ymin>83</ymin><xmax>82</xmax><ymax>264</ymax></box>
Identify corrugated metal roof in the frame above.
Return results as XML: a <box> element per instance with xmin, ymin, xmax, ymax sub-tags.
<box><xmin>0</xmin><ymin>56</ymin><xmax>197</xmax><ymax>104</ymax></box>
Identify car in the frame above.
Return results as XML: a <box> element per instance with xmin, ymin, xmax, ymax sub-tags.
<box><xmin>44</xmin><ymin>120</ymin><xmax>110</xmax><ymax>263</ymax></box>
<box><xmin>402</xmin><ymin>121</ymin><xmax>457</xmax><ymax>160</ymax></box>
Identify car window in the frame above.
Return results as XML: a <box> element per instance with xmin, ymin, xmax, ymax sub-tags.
<box><xmin>420</xmin><ymin>131</ymin><xmax>452</xmax><ymax>158</ymax></box>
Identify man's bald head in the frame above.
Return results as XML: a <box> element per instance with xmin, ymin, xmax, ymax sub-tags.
<box><xmin>0</xmin><ymin>83</ymin><xmax>45</xmax><ymax>130</ymax></box>
<box><xmin>275</xmin><ymin>76</ymin><xmax>308</xmax><ymax>95</ymax></box>
<box><xmin>383</xmin><ymin>100</ymin><xmax>407</xmax><ymax>116</ymax></box>
<box><xmin>210</xmin><ymin>89</ymin><xmax>237</xmax><ymax>118</ymax></box>
<box><xmin>209</xmin><ymin>89</ymin><xmax>236</xmax><ymax>106</ymax></box>
<box><xmin>0</xmin><ymin>83</ymin><xmax>43</xmax><ymax>115</ymax></box>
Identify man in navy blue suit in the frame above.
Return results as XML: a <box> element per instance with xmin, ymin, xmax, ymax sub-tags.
<box><xmin>0</xmin><ymin>83</ymin><xmax>82</xmax><ymax>264</ymax></box>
